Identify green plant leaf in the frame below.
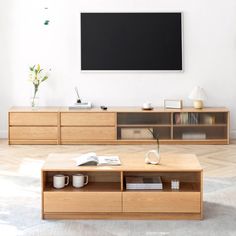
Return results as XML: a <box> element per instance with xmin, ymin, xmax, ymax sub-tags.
<box><xmin>29</xmin><ymin>65</ymin><xmax>35</xmax><ymax>71</ymax></box>
<box><xmin>41</xmin><ymin>76</ymin><xmax>48</xmax><ymax>82</ymax></box>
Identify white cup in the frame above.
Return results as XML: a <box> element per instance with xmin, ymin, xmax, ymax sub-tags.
<box><xmin>142</xmin><ymin>102</ymin><xmax>152</xmax><ymax>109</ymax></box>
<box><xmin>72</xmin><ymin>174</ymin><xmax>89</xmax><ymax>188</ymax></box>
<box><xmin>53</xmin><ymin>174</ymin><xmax>69</xmax><ymax>189</ymax></box>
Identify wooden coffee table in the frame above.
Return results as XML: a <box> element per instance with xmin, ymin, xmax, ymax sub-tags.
<box><xmin>41</xmin><ymin>153</ymin><xmax>203</xmax><ymax>220</ymax></box>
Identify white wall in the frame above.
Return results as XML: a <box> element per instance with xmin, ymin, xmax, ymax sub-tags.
<box><xmin>1</xmin><ymin>0</ymin><xmax>236</xmax><ymax>138</ymax></box>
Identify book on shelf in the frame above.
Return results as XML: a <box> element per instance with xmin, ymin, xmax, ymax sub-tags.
<box><xmin>201</xmin><ymin>114</ymin><xmax>216</xmax><ymax>124</ymax></box>
<box><xmin>174</xmin><ymin>113</ymin><xmax>181</xmax><ymax>124</ymax></box>
<box><xmin>126</xmin><ymin>176</ymin><xmax>163</xmax><ymax>190</ymax></box>
<box><xmin>74</xmin><ymin>152</ymin><xmax>121</xmax><ymax>166</ymax></box>
<box><xmin>174</xmin><ymin>112</ymin><xmax>199</xmax><ymax>125</ymax></box>
<box><xmin>189</xmin><ymin>113</ymin><xmax>199</xmax><ymax>124</ymax></box>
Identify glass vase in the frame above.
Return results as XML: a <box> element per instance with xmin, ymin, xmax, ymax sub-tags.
<box><xmin>30</xmin><ymin>96</ymin><xmax>39</xmax><ymax>108</ymax></box>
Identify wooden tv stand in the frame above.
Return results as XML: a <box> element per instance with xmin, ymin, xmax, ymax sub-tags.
<box><xmin>41</xmin><ymin>153</ymin><xmax>203</xmax><ymax>220</ymax></box>
<box><xmin>9</xmin><ymin>106</ymin><xmax>229</xmax><ymax>145</ymax></box>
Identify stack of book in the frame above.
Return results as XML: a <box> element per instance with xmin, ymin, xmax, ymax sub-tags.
<box><xmin>126</xmin><ymin>176</ymin><xmax>163</xmax><ymax>190</ymax></box>
<box><xmin>174</xmin><ymin>112</ymin><xmax>199</xmax><ymax>125</ymax></box>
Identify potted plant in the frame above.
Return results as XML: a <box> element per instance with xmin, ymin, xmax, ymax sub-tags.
<box><xmin>29</xmin><ymin>64</ymin><xmax>50</xmax><ymax>107</ymax></box>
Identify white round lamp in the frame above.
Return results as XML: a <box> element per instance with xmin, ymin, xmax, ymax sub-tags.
<box><xmin>188</xmin><ymin>86</ymin><xmax>207</xmax><ymax>109</ymax></box>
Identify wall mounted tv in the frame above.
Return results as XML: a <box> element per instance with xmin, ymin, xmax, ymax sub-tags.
<box><xmin>81</xmin><ymin>13</ymin><xmax>182</xmax><ymax>71</ymax></box>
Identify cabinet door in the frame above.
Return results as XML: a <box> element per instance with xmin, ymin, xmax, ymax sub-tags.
<box><xmin>123</xmin><ymin>192</ymin><xmax>201</xmax><ymax>213</ymax></box>
<box><xmin>61</xmin><ymin>127</ymin><xmax>116</xmax><ymax>140</ymax></box>
<box><xmin>44</xmin><ymin>192</ymin><xmax>122</xmax><ymax>213</ymax></box>
<box><xmin>61</xmin><ymin>113</ymin><xmax>116</xmax><ymax>126</ymax></box>
<box><xmin>9</xmin><ymin>112</ymin><xmax>58</xmax><ymax>126</ymax></box>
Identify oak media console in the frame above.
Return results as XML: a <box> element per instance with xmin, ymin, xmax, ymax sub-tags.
<box><xmin>9</xmin><ymin>106</ymin><xmax>229</xmax><ymax>145</ymax></box>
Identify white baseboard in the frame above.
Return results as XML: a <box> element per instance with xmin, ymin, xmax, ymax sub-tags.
<box><xmin>1</xmin><ymin>129</ymin><xmax>236</xmax><ymax>140</ymax></box>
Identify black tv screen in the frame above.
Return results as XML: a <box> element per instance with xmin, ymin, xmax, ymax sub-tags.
<box><xmin>81</xmin><ymin>13</ymin><xmax>182</xmax><ymax>70</ymax></box>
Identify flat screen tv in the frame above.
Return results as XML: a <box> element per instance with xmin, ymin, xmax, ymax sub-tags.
<box><xmin>81</xmin><ymin>13</ymin><xmax>182</xmax><ymax>71</ymax></box>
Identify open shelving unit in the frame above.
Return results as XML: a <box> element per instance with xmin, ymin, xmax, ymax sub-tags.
<box><xmin>116</xmin><ymin>108</ymin><xmax>229</xmax><ymax>144</ymax></box>
<box><xmin>42</xmin><ymin>153</ymin><xmax>203</xmax><ymax>220</ymax></box>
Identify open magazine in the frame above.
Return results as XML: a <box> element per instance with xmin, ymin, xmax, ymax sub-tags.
<box><xmin>74</xmin><ymin>152</ymin><xmax>121</xmax><ymax>166</ymax></box>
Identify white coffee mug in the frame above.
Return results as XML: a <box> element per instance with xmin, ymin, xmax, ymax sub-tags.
<box><xmin>53</xmin><ymin>174</ymin><xmax>69</xmax><ymax>189</ymax></box>
<box><xmin>72</xmin><ymin>174</ymin><xmax>89</xmax><ymax>188</ymax></box>
<box><xmin>142</xmin><ymin>102</ymin><xmax>152</xmax><ymax>109</ymax></box>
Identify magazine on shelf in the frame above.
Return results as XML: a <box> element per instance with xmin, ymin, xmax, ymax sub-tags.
<box><xmin>74</xmin><ymin>152</ymin><xmax>121</xmax><ymax>166</ymax></box>
<box><xmin>126</xmin><ymin>176</ymin><xmax>163</xmax><ymax>190</ymax></box>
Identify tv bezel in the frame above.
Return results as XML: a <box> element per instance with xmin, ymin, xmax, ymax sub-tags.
<box><xmin>80</xmin><ymin>12</ymin><xmax>184</xmax><ymax>72</ymax></box>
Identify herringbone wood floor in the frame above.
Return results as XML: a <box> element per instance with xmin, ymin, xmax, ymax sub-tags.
<box><xmin>0</xmin><ymin>139</ymin><xmax>236</xmax><ymax>177</ymax></box>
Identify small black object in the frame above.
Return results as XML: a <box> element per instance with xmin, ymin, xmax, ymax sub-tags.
<box><xmin>101</xmin><ymin>106</ymin><xmax>107</xmax><ymax>110</ymax></box>
<box><xmin>44</xmin><ymin>20</ymin><xmax>50</xmax><ymax>25</ymax></box>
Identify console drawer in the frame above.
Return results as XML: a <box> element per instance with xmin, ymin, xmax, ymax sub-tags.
<box><xmin>9</xmin><ymin>112</ymin><xmax>58</xmax><ymax>126</ymax></box>
<box><xmin>44</xmin><ymin>192</ymin><xmax>122</xmax><ymax>213</ymax></box>
<box><xmin>10</xmin><ymin>127</ymin><xmax>58</xmax><ymax>140</ymax></box>
<box><xmin>123</xmin><ymin>192</ymin><xmax>201</xmax><ymax>213</ymax></box>
<box><xmin>61</xmin><ymin>113</ymin><xmax>116</xmax><ymax>126</ymax></box>
<box><xmin>61</xmin><ymin>127</ymin><xmax>116</xmax><ymax>140</ymax></box>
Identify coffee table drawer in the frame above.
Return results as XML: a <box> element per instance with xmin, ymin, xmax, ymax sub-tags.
<box><xmin>61</xmin><ymin>127</ymin><xmax>116</xmax><ymax>140</ymax></box>
<box><xmin>123</xmin><ymin>192</ymin><xmax>201</xmax><ymax>213</ymax></box>
<box><xmin>61</xmin><ymin>113</ymin><xmax>116</xmax><ymax>126</ymax></box>
<box><xmin>44</xmin><ymin>192</ymin><xmax>122</xmax><ymax>213</ymax></box>
<box><xmin>9</xmin><ymin>112</ymin><xmax>58</xmax><ymax>126</ymax></box>
<box><xmin>10</xmin><ymin>127</ymin><xmax>58</xmax><ymax>140</ymax></box>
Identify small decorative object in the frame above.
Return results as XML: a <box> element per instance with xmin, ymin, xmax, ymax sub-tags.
<box><xmin>69</xmin><ymin>86</ymin><xmax>92</xmax><ymax>109</ymax></box>
<box><xmin>145</xmin><ymin>129</ymin><xmax>160</xmax><ymax>165</ymax></box>
<box><xmin>171</xmin><ymin>179</ymin><xmax>180</xmax><ymax>190</ymax></box>
<box><xmin>142</xmin><ymin>102</ymin><xmax>153</xmax><ymax>110</ymax></box>
<box><xmin>100</xmin><ymin>106</ymin><xmax>108</xmax><ymax>110</ymax></box>
<box><xmin>188</xmin><ymin>86</ymin><xmax>207</xmax><ymax>109</ymax></box>
<box><xmin>164</xmin><ymin>99</ymin><xmax>182</xmax><ymax>109</ymax></box>
<box><xmin>29</xmin><ymin>64</ymin><xmax>50</xmax><ymax>107</ymax></box>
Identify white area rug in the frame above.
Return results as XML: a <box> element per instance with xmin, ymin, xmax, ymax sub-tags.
<box><xmin>0</xmin><ymin>143</ymin><xmax>236</xmax><ymax>236</ymax></box>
